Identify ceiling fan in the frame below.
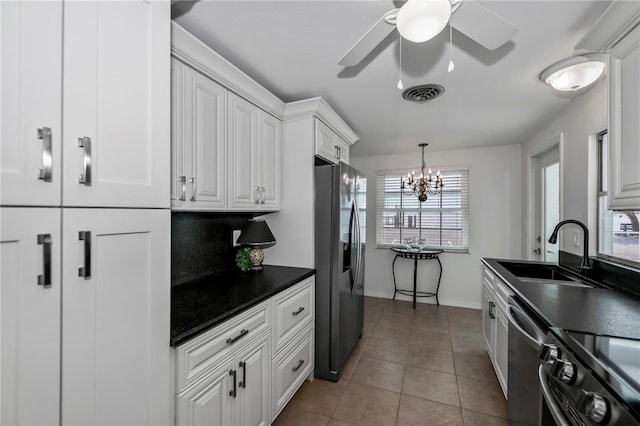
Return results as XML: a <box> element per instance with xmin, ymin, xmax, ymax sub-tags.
<box><xmin>338</xmin><ymin>0</ymin><xmax>519</xmax><ymax>67</ymax></box>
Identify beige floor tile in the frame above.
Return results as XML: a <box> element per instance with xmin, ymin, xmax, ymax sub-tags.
<box><xmin>450</xmin><ymin>332</ymin><xmax>487</xmax><ymax>356</ymax></box>
<box><xmin>350</xmin><ymin>356</ymin><xmax>405</xmax><ymax>392</ymax></box>
<box><xmin>327</xmin><ymin>419</ymin><xmax>357</xmax><ymax>426</ymax></box>
<box><xmin>402</xmin><ymin>366</ymin><xmax>460</xmax><ymax>407</ymax></box>
<box><xmin>378</xmin><ymin>310</ymin><xmax>414</xmax><ymax>327</ymax></box>
<box><xmin>341</xmin><ymin>346</ymin><xmax>363</xmax><ymax>381</ymax></box>
<box><xmin>287</xmin><ymin>378</ymin><xmax>348</xmax><ymax>417</ymax></box>
<box><xmin>363</xmin><ymin>318</ymin><xmax>377</xmax><ymax>336</ymax></box>
<box><xmin>381</xmin><ymin>300</ymin><xmax>418</xmax><ymax>317</ymax></box>
<box><xmin>462</xmin><ymin>409</ymin><xmax>509</xmax><ymax>426</ymax></box>
<box><xmin>364</xmin><ymin>296</ymin><xmax>391</xmax><ymax>310</ymax></box>
<box><xmin>411</xmin><ymin>315</ymin><xmax>450</xmax><ymax>333</ymax></box>
<box><xmin>409</xmin><ymin>328</ymin><xmax>452</xmax><ymax>350</ymax></box>
<box><xmin>414</xmin><ymin>303</ymin><xmax>449</xmax><ymax>319</ymax></box>
<box><xmin>332</xmin><ymin>382</ymin><xmax>401</xmax><ymax>426</ymax></box>
<box><xmin>444</xmin><ymin>306</ymin><xmax>482</xmax><ymax>322</ymax></box>
<box><xmin>448</xmin><ymin>317</ymin><xmax>483</xmax><ymax>336</ymax></box>
<box><xmin>273</xmin><ymin>406</ymin><xmax>330</xmax><ymax>426</ymax></box>
<box><xmin>372</xmin><ymin>319</ymin><xmax>411</xmax><ymax>343</ymax></box>
<box><xmin>406</xmin><ymin>345</ymin><xmax>455</xmax><ymax>374</ymax></box>
<box><xmin>396</xmin><ymin>394</ymin><xmax>464</xmax><ymax>426</ymax></box>
<box><xmin>458</xmin><ymin>376</ymin><xmax>507</xmax><ymax>418</ymax></box>
<box><xmin>453</xmin><ymin>352</ymin><xmax>497</xmax><ymax>383</ymax></box>
<box><xmin>361</xmin><ymin>337</ymin><xmax>409</xmax><ymax>364</ymax></box>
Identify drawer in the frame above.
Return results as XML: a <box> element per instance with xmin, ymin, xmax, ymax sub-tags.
<box><xmin>176</xmin><ymin>301</ymin><xmax>270</xmax><ymax>391</ymax></box>
<box><xmin>482</xmin><ymin>267</ymin><xmax>495</xmax><ymax>290</ymax></box>
<box><xmin>495</xmin><ymin>279</ymin><xmax>513</xmax><ymax>310</ymax></box>
<box><xmin>272</xmin><ymin>326</ymin><xmax>313</xmax><ymax>418</ymax></box>
<box><xmin>273</xmin><ymin>277</ymin><xmax>314</xmax><ymax>354</ymax></box>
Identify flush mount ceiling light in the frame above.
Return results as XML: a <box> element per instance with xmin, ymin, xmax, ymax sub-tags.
<box><xmin>396</xmin><ymin>0</ymin><xmax>452</xmax><ymax>43</ymax></box>
<box><xmin>540</xmin><ymin>54</ymin><xmax>607</xmax><ymax>92</ymax></box>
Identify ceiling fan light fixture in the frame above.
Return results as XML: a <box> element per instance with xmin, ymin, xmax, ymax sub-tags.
<box><xmin>396</xmin><ymin>0</ymin><xmax>452</xmax><ymax>43</ymax></box>
<box><xmin>540</xmin><ymin>54</ymin><xmax>607</xmax><ymax>92</ymax></box>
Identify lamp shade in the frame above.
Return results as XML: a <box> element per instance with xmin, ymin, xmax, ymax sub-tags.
<box><xmin>540</xmin><ymin>54</ymin><xmax>606</xmax><ymax>92</ymax></box>
<box><xmin>396</xmin><ymin>0</ymin><xmax>452</xmax><ymax>43</ymax></box>
<box><xmin>237</xmin><ymin>219</ymin><xmax>276</xmax><ymax>248</ymax></box>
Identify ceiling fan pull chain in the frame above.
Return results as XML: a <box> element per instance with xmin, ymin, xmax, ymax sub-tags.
<box><xmin>397</xmin><ymin>34</ymin><xmax>404</xmax><ymax>90</ymax></box>
<box><xmin>448</xmin><ymin>25</ymin><xmax>455</xmax><ymax>73</ymax></box>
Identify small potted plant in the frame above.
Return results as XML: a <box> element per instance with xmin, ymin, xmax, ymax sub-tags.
<box><xmin>235</xmin><ymin>247</ymin><xmax>252</xmax><ymax>272</ymax></box>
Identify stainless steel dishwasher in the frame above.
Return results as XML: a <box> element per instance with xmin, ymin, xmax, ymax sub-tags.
<box><xmin>506</xmin><ymin>296</ymin><xmax>548</xmax><ymax>425</ymax></box>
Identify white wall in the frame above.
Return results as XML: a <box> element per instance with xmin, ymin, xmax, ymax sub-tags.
<box><xmin>521</xmin><ymin>80</ymin><xmax>607</xmax><ymax>258</ymax></box>
<box><xmin>351</xmin><ymin>144</ymin><xmax>522</xmax><ymax>309</ymax></box>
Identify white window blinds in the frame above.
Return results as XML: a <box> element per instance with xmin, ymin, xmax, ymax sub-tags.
<box><xmin>376</xmin><ymin>168</ymin><xmax>470</xmax><ymax>251</ymax></box>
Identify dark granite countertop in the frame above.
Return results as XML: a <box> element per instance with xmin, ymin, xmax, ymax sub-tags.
<box><xmin>481</xmin><ymin>257</ymin><xmax>640</xmax><ymax>340</ymax></box>
<box><xmin>171</xmin><ymin>265</ymin><xmax>315</xmax><ymax>346</ymax></box>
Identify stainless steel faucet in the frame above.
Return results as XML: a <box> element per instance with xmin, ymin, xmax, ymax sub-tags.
<box><xmin>548</xmin><ymin>219</ymin><xmax>591</xmax><ymax>270</ymax></box>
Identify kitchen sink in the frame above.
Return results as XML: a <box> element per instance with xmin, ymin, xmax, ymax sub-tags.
<box><xmin>497</xmin><ymin>261</ymin><xmax>576</xmax><ymax>281</ymax></box>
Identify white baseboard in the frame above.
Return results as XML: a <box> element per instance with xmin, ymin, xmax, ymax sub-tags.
<box><xmin>364</xmin><ymin>289</ymin><xmax>482</xmax><ymax>310</ymax></box>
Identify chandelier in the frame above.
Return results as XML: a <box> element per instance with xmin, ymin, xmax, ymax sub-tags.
<box><xmin>401</xmin><ymin>143</ymin><xmax>443</xmax><ymax>202</ymax></box>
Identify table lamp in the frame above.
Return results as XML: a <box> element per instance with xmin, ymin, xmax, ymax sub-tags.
<box><xmin>237</xmin><ymin>219</ymin><xmax>276</xmax><ymax>270</ymax></box>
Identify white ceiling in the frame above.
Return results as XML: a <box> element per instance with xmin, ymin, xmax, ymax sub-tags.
<box><xmin>173</xmin><ymin>0</ymin><xmax>611</xmax><ymax>157</ymax></box>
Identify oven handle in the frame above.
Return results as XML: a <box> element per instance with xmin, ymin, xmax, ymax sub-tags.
<box><xmin>539</xmin><ymin>365</ymin><xmax>571</xmax><ymax>426</ymax></box>
<box><xmin>506</xmin><ymin>303</ymin><xmax>545</xmax><ymax>350</ymax></box>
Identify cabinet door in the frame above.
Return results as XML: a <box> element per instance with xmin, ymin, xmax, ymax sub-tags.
<box><xmin>609</xmin><ymin>26</ymin><xmax>640</xmax><ymax>210</ymax></box>
<box><xmin>235</xmin><ymin>334</ymin><xmax>271</xmax><ymax>426</ymax></box>
<box><xmin>62</xmin><ymin>1</ymin><xmax>170</xmax><ymax>208</ymax></box>
<box><xmin>177</xmin><ymin>359</ymin><xmax>235</xmax><ymax>426</ymax></box>
<box><xmin>482</xmin><ymin>284</ymin><xmax>495</xmax><ymax>360</ymax></box>
<box><xmin>314</xmin><ymin>118</ymin><xmax>337</xmax><ymax>164</ymax></box>
<box><xmin>186</xmin><ymin>67</ymin><xmax>227</xmax><ymax>210</ymax></box>
<box><xmin>228</xmin><ymin>93</ymin><xmax>258</xmax><ymax>210</ymax></box>
<box><xmin>258</xmin><ymin>111</ymin><xmax>282</xmax><ymax>210</ymax></box>
<box><xmin>495</xmin><ymin>308</ymin><xmax>509</xmax><ymax>397</ymax></box>
<box><xmin>171</xmin><ymin>58</ymin><xmax>188</xmax><ymax>209</ymax></box>
<box><xmin>1</xmin><ymin>208</ymin><xmax>61</xmax><ymax>425</ymax></box>
<box><xmin>1</xmin><ymin>1</ymin><xmax>62</xmax><ymax>206</ymax></box>
<box><xmin>62</xmin><ymin>208</ymin><xmax>171</xmax><ymax>425</ymax></box>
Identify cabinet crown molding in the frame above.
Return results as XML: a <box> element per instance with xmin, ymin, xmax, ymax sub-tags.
<box><xmin>171</xmin><ymin>21</ymin><xmax>285</xmax><ymax>120</ymax></box>
<box><xmin>575</xmin><ymin>0</ymin><xmax>640</xmax><ymax>52</ymax></box>
<box><xmin>284</xmin><ymin>97</ymin><xmax>359</xmax><ymax>146</ymax></box>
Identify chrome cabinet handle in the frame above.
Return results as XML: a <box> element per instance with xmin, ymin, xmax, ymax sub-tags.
<box><xmin>77</xmin><ymin>137</ymin><xmax>92</xmax><ymax>186</ymax></box>
<box><xmin>238</xmin><ymin>361</ymin><xmax>246</xmax><ymax>388</ymax></box>
<box><xmin>254</xmin><ymin>186</ymin><xmax>260</xmax><ymax>204</ymax></box>
<box><xmin>292</xmin><ymin>359</ymin><xmax>305</xmax><ymax>372</ymax></box>
<box><xmin>178</xmin><ymin>176</ymin><xmax>186</xmax><ymax>201</ymax></box>
<box><xmin>260</xmin><ymin>186</ymin><xmax>266</xmax><ymax>204</ymax></box>
<box><xmin>37</xmin><ymin>234</ymin><xmax>52</xmax><ymax>287</ymax></box>
<box><xmin>37</xmin><ymin>127</ymin><xmax>53</xmax><ymax>182</ymax></box>
<box><xmin>334</xmin><ymin>145</ymin><xmax>341</xmax><ymax>160</ymax></box>
<box><xmin>229</xmin><ymin>369</ymin><xmax>237</xmax><ymax>398</ymax></box>
<box><xmin>488</xmin><ymin>301</ymin><xmax>495</xmax><ymax>319</ymax></box>
<box><xmin>189</xmin><ymin>177</ymin><xmax>196</xmax><ymax>201</ymax></box>
<box><xmin>78</xmin><ymin>231</ymin><xmax>91</xmax><ymax>279</ymax></box>
<box><xmin>226</xmin><ymin>328</ymin><xmax>249</xmax><ymax>345</ymax></box>
<box><xmin>292</xmin><ymin>306</ymin><xmax>305</xmax><ymax>316</ymax></box>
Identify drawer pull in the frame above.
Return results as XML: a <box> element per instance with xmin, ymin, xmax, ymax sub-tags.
<box><xmin>292</xmin><ymin>359</ymin><xmax>305</xmax><ymax>372</ymax></box>
<box><xmin>239</xmin><ymin>361</ymin><xmax>246</xmax><ymax>388</ymax></box>
<box><xmin>292</xmin><ymin>306</ymin><xmax>305</xmax><ymax>316</ymax></box>
<box><xmin>37</xmin><ymin>234</ymin><xmax>52</xmax><ymax>287</ymax></box>
<box><xmin>226</xmin><ymin>328</ymin><xmax>249</xmax><ymax>345</ymax></box>
<box><xmin>229</xmin><ymin>369</ymin><xmax>237</xmax><ymax>398</ymax></box>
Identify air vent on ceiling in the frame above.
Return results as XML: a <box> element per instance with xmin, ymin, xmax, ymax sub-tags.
<box><xmin>402</xmin><ymin>84</ymin><xmax>445</xmax><ymax>103</ymax></box>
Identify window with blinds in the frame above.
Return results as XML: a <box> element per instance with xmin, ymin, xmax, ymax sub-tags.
<box><xmin>376</xmin><ymin>168</ymin><xmax>470</xmax><ymax>251</ymax></box>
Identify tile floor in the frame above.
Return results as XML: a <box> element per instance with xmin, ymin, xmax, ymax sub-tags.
<box><xmin>273</xmin><ymin>296</ymin><xmax>507</xmax><ymax>426</ymax></box>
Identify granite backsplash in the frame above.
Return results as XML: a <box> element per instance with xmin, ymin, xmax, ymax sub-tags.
<box><xmin>172</xmin><ymin>212</ymin><xmax>254</xmax><ymax>286</ymax></box>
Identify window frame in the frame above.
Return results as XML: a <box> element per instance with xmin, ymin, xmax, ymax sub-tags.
<box><xmin>375</xmin><ymin>166</ymin><xmax>470</xmax><ymax>253</ymax></box>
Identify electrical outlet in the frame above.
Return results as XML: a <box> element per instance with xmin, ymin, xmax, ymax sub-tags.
<box><xmin>233</xmin><ymin>230</ymin><xmax>241</xmax><ymax>247</ymax></box>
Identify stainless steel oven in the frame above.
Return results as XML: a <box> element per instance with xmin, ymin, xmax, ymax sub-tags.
<box><xmin>539</xmin><ymin>329</ymin><xmax>640</xmax><ymax>426</ymax></box>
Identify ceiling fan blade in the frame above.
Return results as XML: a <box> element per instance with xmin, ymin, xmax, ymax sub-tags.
<box><xmin>338</xmin><ymin>9</ymin><xmax>399</xmax><ymax>67</ymax></box>
<box><xmin>450</xmin><ymin>1</ymin><xmax>518</xmax><ymax>50</ymax></box>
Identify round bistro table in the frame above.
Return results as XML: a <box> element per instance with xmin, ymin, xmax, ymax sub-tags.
<box><xmin>391</xmin><ymin>248</ymin><xmax>443</xmax><ymax>308</ymax></box>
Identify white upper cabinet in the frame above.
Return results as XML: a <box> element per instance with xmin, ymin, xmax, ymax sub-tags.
<box><xmin>172</xmin><ymin>59</ymin><xmax>227</xmax><ymax>210</ymax></box>
<box><xmin>314</xmin><ymin>118</ymin><xmax>350</xmax><ymax>165</ymax></box>
<box><xmin>62</xmin><ymin>1</ymin><xmax>169</xmax><ymax>208</ymax></box>
<box><xmin>608</xmin><ymin>25</ymin><xmax>640</xmax><ymax>210</ymax></box>
<box><xmin>227</xmin><ymin>93</ymin><xmax>282</xmax><ymax>211</ymax></box>
<box><xmin>1</xmin><ymin>1</ymin><xmax>63</xmax><ymax>206</ymax></box>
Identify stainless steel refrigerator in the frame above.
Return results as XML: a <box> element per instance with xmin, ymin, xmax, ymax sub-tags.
<box><xmin>314</xmin><ymin>161</ymin><xmax>366</xmax><ymax>382</ymax></box>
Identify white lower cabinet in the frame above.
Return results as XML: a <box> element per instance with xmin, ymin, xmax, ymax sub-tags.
<box><xmin>481</xmin><ymin>266</ymin><xmax>509</xmax><ymax>398</ymax></box>
<box><xmin>175</xmin><ymin>277</ymin><xmax>315</xmax><ymax>426</ymax></box>
<box><xmin>1</xmin><ymin>208</ymin><xmax>61</xmax><ymax>425</ymax></box>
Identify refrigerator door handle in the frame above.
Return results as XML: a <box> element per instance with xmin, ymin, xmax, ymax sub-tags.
<box><xmin>352</xmin><ymin>199</ymin><xmax>362</xmax><ymax>294</ymax></box>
